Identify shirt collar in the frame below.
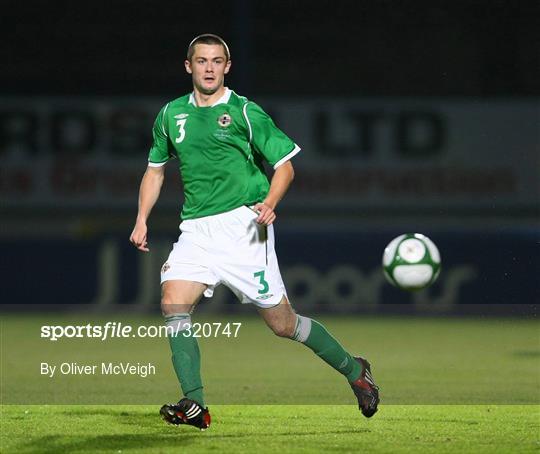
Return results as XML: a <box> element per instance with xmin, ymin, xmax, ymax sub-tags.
<box><xmin>189</xmin><ymin>87</ymin><xmax>231</xmax><ymax>107</ymax></box>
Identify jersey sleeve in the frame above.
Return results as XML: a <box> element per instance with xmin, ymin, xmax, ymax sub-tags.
<box><xmin>148</xmin><ymin>103</ymin><xmax>174</xmax><ymax>167</ymax></box>
<box><xmin>243</xmin><ymin>102</ymin><xmax>301</xmax><ymax>168</ymax></box>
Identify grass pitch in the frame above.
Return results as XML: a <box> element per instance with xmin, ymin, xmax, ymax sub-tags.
<box><xmin>1</xmin><ymin>314</ymin><xmax>539</xmax><ymax>452</ymax></box>
<box><xmin>2</xmin><ymin>404</ymin><xmax>539</xmax><ymax>453</ymax></box>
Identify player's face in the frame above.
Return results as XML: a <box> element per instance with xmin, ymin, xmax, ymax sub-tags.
<box><xmin>185</xmin><ymin>44</ymin><xmax>231</xmax><ymax>95</ymax></box>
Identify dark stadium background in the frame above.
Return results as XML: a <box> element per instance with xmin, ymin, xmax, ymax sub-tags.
<box><xmin>1</xmin><ymin>0</ymin><xmax>538</xmax><ymax>314</ymax></box>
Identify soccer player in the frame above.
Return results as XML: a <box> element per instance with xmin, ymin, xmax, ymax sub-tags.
<box><xmin>129</xmin><ymin>34</ymin><xmax>379</xmax><ymax>430</ymax></box>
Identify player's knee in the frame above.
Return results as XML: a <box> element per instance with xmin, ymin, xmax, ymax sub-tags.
<box><xmin>160</xmin><ymin>296</ymin><xmax>175</xmax><ymax>316</ymax></box>
<box><xmin>160</xmin><ymin>295</ymin><xmax>191</xmax><ymax>316</ymax></box>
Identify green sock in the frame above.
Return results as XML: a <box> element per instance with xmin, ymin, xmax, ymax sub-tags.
<box><xmin>292</xmin><ymin>315</ymin><xmax>362</xmax><ymax>382</ymax></box>
<box><xmin>165</xmin><ymin>314</ymin><xmax>205</xmax><ymax>407</ymax></box>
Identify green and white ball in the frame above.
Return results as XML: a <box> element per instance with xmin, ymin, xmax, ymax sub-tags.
<box><xmin>383</xmin><ymin>233</ymin><xmax>441</xmax><ymax>291</ymax></box>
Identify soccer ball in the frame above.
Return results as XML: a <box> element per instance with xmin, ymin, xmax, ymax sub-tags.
<box><xmin>382</xmin><ymin>233</ymin><xmax>441</xmax><ymax>291</ymax></box>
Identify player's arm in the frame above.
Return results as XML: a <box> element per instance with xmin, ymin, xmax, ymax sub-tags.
<box><xmin>255</xmin><ymin>161</ymin><xmax>294</xmax><ymax>225</ymax></box>
<box><xmin>244</xmin><ymin>101</ymin><xmax>300</xmax><ymax>226</ymax></box>
<box><xmin>131</xmin><ymin>103</ymin><xmax>172</xmax><ymax>251</ymax></box>
<box><xmin>129</xmin><ymin>166</ymin><xmax>165</xmax><ymax>252</ymax></box>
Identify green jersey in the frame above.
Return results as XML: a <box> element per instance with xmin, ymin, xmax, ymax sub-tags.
<box><xmin>148</xmin><ymin>89</ymin><xmax>300</xmax><ymax>220</ymax></box>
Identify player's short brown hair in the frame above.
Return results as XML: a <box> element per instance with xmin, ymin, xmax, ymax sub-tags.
<box><xmin>187</xmin><ymin>34</ymin><xmax>231</xmax><ymax>62</ymax></box>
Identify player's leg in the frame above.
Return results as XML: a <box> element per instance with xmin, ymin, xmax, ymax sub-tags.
<box><xmin>257</xmin><ymin>297</ymin><xmax>379</xmax><ymax>417</ymax></box>
<box><xmin>216</xmin><ymin>206</ymin><xmax>377</xmax><ymax>416</ymax></box>
<box><xmin>159</xmin><ymin>225</ymin><xmax>220</xmax><ymax>424</ymax></box>
<box><xmin>158</xmin><ymin>218</ymin><xmax>221</xmax><ymax>429</ymax></box>
<box><xmin>161</xmin><ymin>279</ymin><xmax>207</xmax><ymax>407</ymax></box>
<box><xmin>257</xmin><ymin>296</ymin><xmax>362</xmax><ymax>381</ymax></box>
<box><xmin>160</xmin><ymin>279</ymin><xmax>212</xmax><ymax>429</ymax></box>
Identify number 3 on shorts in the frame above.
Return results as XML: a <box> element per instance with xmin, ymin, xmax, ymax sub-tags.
<box><xmin>253</xmin><ymin>270</ymin><xmax>269</xmax><ymax>294</ymax></box>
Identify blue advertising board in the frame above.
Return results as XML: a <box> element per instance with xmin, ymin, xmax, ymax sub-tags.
<box><xmin>2</xmin><ymin>228</ymin><xmax>537</xmax><ymax>314</ymax></box>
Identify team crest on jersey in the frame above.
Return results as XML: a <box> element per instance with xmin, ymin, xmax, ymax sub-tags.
<box><xmin>161</xmin><ymin>262</ymin><xmax>170</xmax><ymax>274</ymax></box>
<box><xmin>217</xmin><ymin>113</ymin><xmax>232</xmax><ymax>127</ymax></box>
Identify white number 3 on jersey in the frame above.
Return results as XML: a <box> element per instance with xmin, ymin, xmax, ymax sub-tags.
<box><xmin>175</xmin><ymin>118</ymin><xmax>187</xmax><ymax>143</ymax></box>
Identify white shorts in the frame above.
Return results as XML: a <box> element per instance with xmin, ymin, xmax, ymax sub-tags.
<box><xmin>160</xmin><ymin>205</ymin><xmax>287</xmax><ymax>308</ymax></box>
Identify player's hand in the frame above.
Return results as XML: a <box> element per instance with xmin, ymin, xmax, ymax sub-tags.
<box><xmin>254</xmin><ymin>202</ymin><xmax>276</xmax><ymax>226</ymax></box>
<box><xmin>130</xmin><ymin>222</ymin><xmax>150</xmax><ymax>252</ymax></box>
